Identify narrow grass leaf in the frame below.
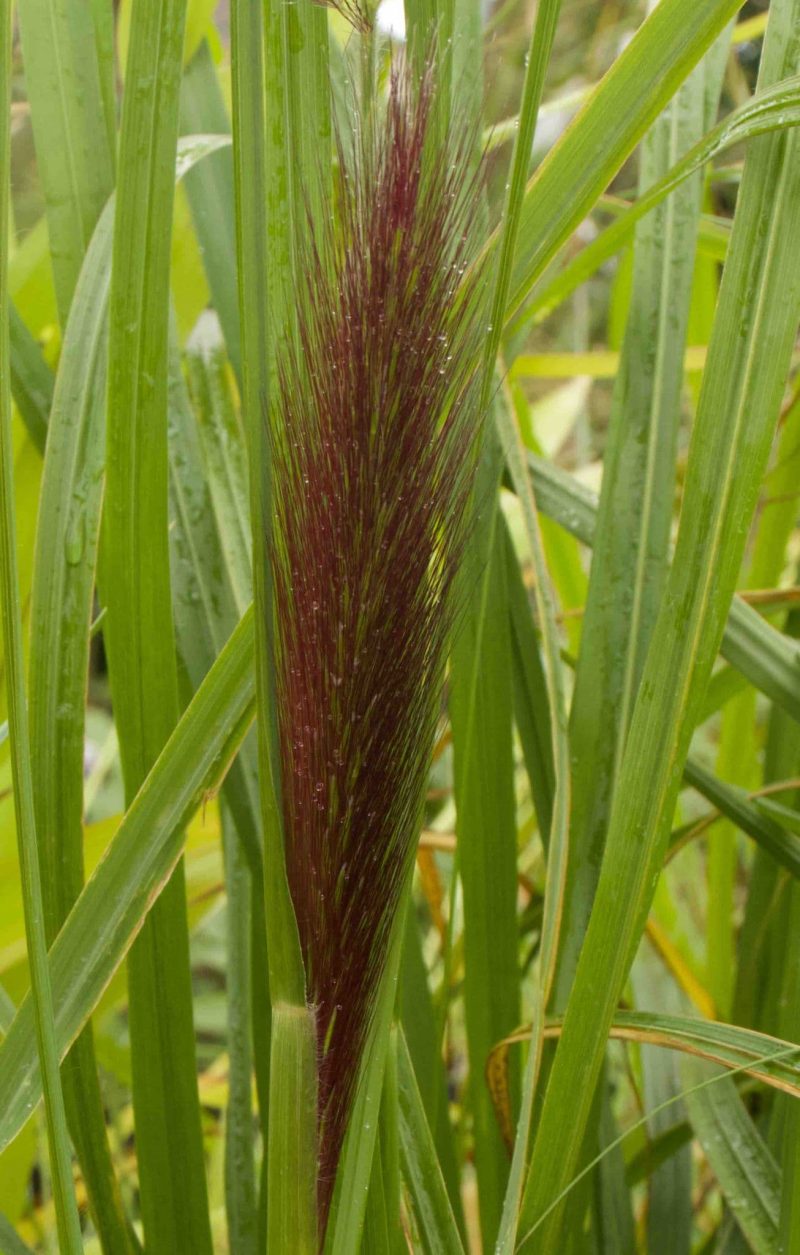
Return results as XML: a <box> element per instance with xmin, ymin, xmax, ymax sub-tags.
<box><xmin>185</xmin><ymin>345</ymin><xmax>251</xmax><ymax>610</ymax></box>
<box><xmin>0</xmin><ymin>3</ymin><xmax>81</xmax><ymax>1245</ymax></box>
<box><xmin>28</xmin><ymin>192</ymin><xmax>132</xmax><ymax>1255</ymax></box>
<box><xmin>167</xmin><ymin>334</ymin><xmax>263</xmax><ymax>858</ymax></box>
<box><xmin>561</xmin><ymin>66</ymin><xmax>730</xmax><ymax>1238</ymax></box>
<box><xmin>494</xmin><ymin>372</ymin><xmax>571</xmax><ymax>1254</ymax></box>
<box><xmin>741</xmin><ymin>618</ymin><xmax>800</xmax><ymax>1239</ymax></box>
<box><xmin>362</xmin><ymin>1117</ymin><xmax>392</xmax><ymax>1255</ymax></box>
<box><xmin>325</xmin><ymin>885</ymin><xmax>410</xmax><ymax>1255</ymax></box>
<box><xmin>0</xmin><ymin>606</ymin><xmax>256</xmax><ymax>1154</ymax></box>
<box><xmin>379</xmin><ymin>1027</ymin><xmax>403</xmax><ymax>1248</ymax></box>
<box><xmin>720</xmin><ymin>603</ymin><xmax>800</xmax><ymax>727</ymax></box>
<box><xmin>776</xmin><ymin>892</ymin><xmax>800</xmax><ymax>1247</ymax></box>
<box><xmin>494</xmin><ymin>0</ymin><xmax>743</xmax><ymax>321</ymax></box>
<box><xmin>519</xmin><ymin>0</ymin><xmax>800</xmax><ymax>1244</ymax></box>
<box><xmin>8</xmin><ymin>305</ymin><xmax>51</xmax><ymax>454</ymax></box>
<box><xmin>479</xmin><ymin>0</ymin><xmax>561</xmax><ymax>412</ymax></box>
<box><xmin>362</xmin><ymin>1024</ymin><xmax>402</xmax><ymax>1254</ymax></box>
<box><xmin>496</xmin><ymin>381</ymin><xmax>569</xmax><ymax>1004</ymax></box>
<box><xmin>495</xmin><ymin>991</ymin><xmax>545</xmax><ymax>1255</ymax></box>
<box><xmin>756</xmin><ymin>797</ymin><xmax>800</xmax><ymax>836</ymax></box>
<box><xmin>16</xmin><ymin>0</ymin><xmax>114</xmax><ymax>323</ymax></box>
<box><xmin>682</xmin><ymin>760</ymin><xmax>800</xmax><ymax>879</ymax></box>
<box><xmin>504</xmin><ymin>520</ymin><xmax>555</xmax><ymax>839</ymax></box>
<box><xmin>102</xmin><ymin>0</ymin><xmax>212</xmax><ymax>1244</ymax></box>
<box><xmin>526</xmin><ymin>451</ymin><xmax>800</xmax><ymax>724</ymax></box>
<box><xmin>596</xmin><ymin>1087</ymin><xmax>638</xmax><ymax>1254</ymax></box>
<box><xmin>683</xmin><ymin>1062</ymin><xmax>780</xmax><ymax>1254</ymax></box>
<box><xmin>231</xmin><ymin>0</ymin><xmax>316</xmax><ymax>1245</ymax></box>
<box><xmin>221</xmin><ymin>801</ymin><xmax>258</xmax><ymax>1255</ymax></box>
<box><xmin>496</xmin><ymin>1011</ymin><xmax>800</xmax><ymax>1101</ymax></box>
<box><xmin>397</xmin><ymin>1028</ymin><xmax>464</xmax><ymax>1255</ymax></box>
<box><xmin>553</xmin><ymin>42</ymin><xmax>711</xmax><ymax>1007</ymax></box>
<box><xmin>625</xmin><ymin>1120</ymin><xmax>694</xmax><ymax>1189</ymax></box>
<box><xmin>0</xmin><ymin>982</ymin><xmax>14</xmax><ymax>1034</ymax></box>
<box><xmin>513</xmin><ymin>72</ymin><xmax>800</xmax><ymax>338</ymax></box>
<box><xmin>230</xmin><ymin>0</ymin><xmax>304</xmax><ymax>1007</ymax></box>
<box><xmin>0</xmin><ymin>1216</ymin><xmax>34</xmax><ymax>1255</ymax></box>
<box><xmin>411</xmin><ymin>10</ymin><xmax>521</xmax><ymax>1243</ymax></box>
<box><xmin>721</xmin><ymin>397</ymin><xmax>800</xmax><ymax>993</ymax></box>
<box><xmin>166</xmin><ymin>326</ymin><xmax>270</xmax><ymax>1248</ymax></box>
<box><xmin>180</xmin><ymin>42</ymin><xmax>241</xmax><ymax>381</ymax></box>
<box><xmin>449</xmin><ymin>433</ymin><xmax>519</xmax><ymax>1246</ymax></box>
<box><xmin>167</xmin><ymin>339</ymin><xmax>244</xmax><ymax>689</ymax></box>
<box><xmin>169</xmin><ymin>341</ymin><xmax>268</xmax><ymax>1174</ymax></box>
<box><xmin>399</xmin><ymin>915</ymin><xmax>464</xmax><ymax>1235</ymax></box>
<box><xmin>481</xmin><ymin>0</ymin><xmax>568</xmax><ymax>1018</ymax></box>
<box><xmin>517</xmin><ymin>1041</ymin><xmax>800</xmax><ymax>1246</ymax></box>
<box><xmin>509</xmin><ymin>386</ymin><xmax>587</xmax><ymax>654</ymax></box>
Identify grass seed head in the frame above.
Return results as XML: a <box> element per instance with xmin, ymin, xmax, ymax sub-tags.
<box><xmin>271</xmin><ymin>53</ymin><xmax>487</xmax><ymax>1226</ymax></box>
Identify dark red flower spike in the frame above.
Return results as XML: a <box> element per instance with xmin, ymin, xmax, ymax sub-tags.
<box><xmin>271</xmin><ymin>54</ymin><xmax>487</xmax><ymax>1226</ymax></box>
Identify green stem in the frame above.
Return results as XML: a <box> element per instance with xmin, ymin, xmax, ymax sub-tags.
<box><xmin>222</xmin><ymin>802</ymin><xmax>258</xmax><ymax>1255</ymax></box>
<box><xmin>230</xmin><ymin>0</ymin><xmax>316</xmax><ymax>1243</ymax></box>
<box><xmin>268</xmin><ymin>1005</ymin><xmax>319</xmax><ymax>1253</ymax></box>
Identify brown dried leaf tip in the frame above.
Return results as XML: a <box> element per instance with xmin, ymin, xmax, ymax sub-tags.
<box><xmin>271</xmin><ymin>56</ymin><xmax>487</xmax><ymax>1226</ymax></box>
<box><xmin>311</xmin><ymin>0</ymin><xmax>373</xmax><ymax>35</ymax></box>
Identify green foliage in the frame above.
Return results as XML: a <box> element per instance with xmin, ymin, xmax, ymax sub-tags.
<box><xmin>4</xmin><ymin>1</ymin><xmax>800</xmax><ymax>1251</ymax></box>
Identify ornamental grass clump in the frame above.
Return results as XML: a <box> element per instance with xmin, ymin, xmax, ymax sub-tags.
<box><xmin>10</xmin><ymin>2</ymin><xmax>800</xmax><ymax>1252</ymax></box>
<box><xmin>271</xmin><ymin>55</ymin><xmax>487</xmax><ymax>1219</ymax></box>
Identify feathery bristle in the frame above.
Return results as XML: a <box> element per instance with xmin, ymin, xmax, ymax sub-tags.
<box><xmin>271</xmin><ymin>58</ymin><xmax>486</xmax><ymax>1226</ymax></box>
<box><xmin>311</xmin><ymin>0</ymin><xmax>372</xmax><ymax>35</ymax></box>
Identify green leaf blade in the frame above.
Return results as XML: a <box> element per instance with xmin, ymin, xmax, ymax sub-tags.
<box><xmin>519</xmin><ymin>0</ymin><xmax>800</xmax><ymax>1245</ymax></box>
<box><xmin>102</xmin><ymin>0</ymin><xmax>213</xmax><ymax>1247</ymax></box>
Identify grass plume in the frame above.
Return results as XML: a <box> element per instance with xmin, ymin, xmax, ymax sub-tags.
<box><xmin>271</xmin><ymin>56</ymin><xmax>486</xmax><ymax>1222</ymax></box>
